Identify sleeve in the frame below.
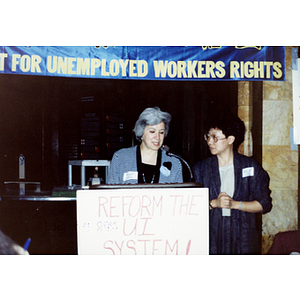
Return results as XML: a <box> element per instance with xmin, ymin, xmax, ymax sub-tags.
<box><xmin>174</xmin><ymin>159</ymin><xmax>183</xmax><ymax>183</ymax></box>
<box><xmin>107</xmin><ymin>151</ymin><xmax>122</xmax><ymax>184</ymax></box>
<box><xmin>192</xmin><ymin>161</ymin><xmax>203</xmax><ymax>184</ymax></box>
<box><xmin>253</xmin><ymin>165</ymin><xmax>272</xmax><ymax>214</ymax></box>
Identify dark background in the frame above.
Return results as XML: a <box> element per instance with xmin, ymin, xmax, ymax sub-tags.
<box><xmin>0</xmin><ymin>74</ymin><xmax>238</xmax><ymax>190</ymax></box>
<box><xmin>0</xmin><ymin>73</ymin><xmax>239</xmax><ymax>254</ymax></box>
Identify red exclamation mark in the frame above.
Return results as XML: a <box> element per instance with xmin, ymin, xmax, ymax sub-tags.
<box><xmin>186</xmin><ymin>240</ymin><xmax>191</xmax><ymax>255</ymax></box>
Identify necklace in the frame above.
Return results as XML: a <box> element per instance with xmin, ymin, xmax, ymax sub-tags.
<box><xmin>142</xmin><ymin>173</ymin><xmax>155</xmax><ymax>184</ymax></box>
<box><xmin>137</xmin><ymin>144</ymin><xmax>161</xmax><ymax>184</ymax></box>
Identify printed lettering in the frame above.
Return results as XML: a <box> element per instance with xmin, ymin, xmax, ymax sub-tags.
<box><xmin>76</xmin><ymin>58</ymin><xmax>90</xmax><ymax>75</ymax></box>
<box><xmin>215</xmin><ymin>61</ymin><xmax>226</xmax><ymax>78</ymax></box>
<box><xmin>273</xmin><ymin>62</ymin><xmax>283</xmax><ymax>79</ymax></box>
<box><xmin>0</xmin><ymin>53</ymin><xmax>8</xmax><ymax>71</ymax></box>
<box><xmin>31</xmin><ymin>55</ymin><xmax>42</xmax><ymax>73</ymax></box>
<box><xmin>109</xmin><ymin>59</ymin><xmax>119</xmax><ymax>76</ymax></box>
<box><xmin>153</xmin><ymin>60</ymin><xmax>168</xmax><ymax>77</ymax></box>
<box><xmin>129</xmin><ymin>60</ymin><xmax>137</xmax><ymax>76</ymax></box>
<box><xmin>168</xmin><ymin>61</ymin><xmax>177</xmax><ymax>78</ymax></box>
<box><xmin>57</xmin><ymin>56</ymin><xmax>67</xmax><ymax>74</ymax></box>
<box><xmin>68</xmin><ymin>57</ymin><xmax>76</xmax><ymax>75</ymax></box>
<box><xmin>91</xmin><ymin>58</ymin><xmax>101</xmax><ymax>75</ymax></box>
<box><xmin>187</xmin><ymin>60</ymin><xmax>198</xmax><ymax>78</ymax></box>
<box><xmin>101</xmin><ymin>59</ymin><xmax>110</xmax><ymax>76</ymax></box>
<box><xmin>119</xmin><ymin>59</ymin><xmax>129</xmax><ymax>76</ymax></box>
<box><xmin>230</xmin><ymin>60</ymin><xmax>282</xmax><ymax>79</ymax></box>
<box><xmin>177</xmin><ymin>61</ymin><xmax>187</xmax><ymax>78</ymax></box>
<box><xmin>11</xmin><ymin>54</ymin><xmax>21</xmax><ymax>72</ymax></box>
<box><xmin>137</xmin><ymin>60</ymin><xmax>148</xmax><ymax>77</ymax></box>
<box><xmin>47</xmin><ymin>56</ymin><xmax>57</xmax><ymax>73</ymax></box>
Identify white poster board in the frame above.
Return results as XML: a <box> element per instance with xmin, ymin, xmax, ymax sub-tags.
<box><xmin>77</xmin><ymin>187</ymin><xmax>209</xmax><ymax>255</ymax></box>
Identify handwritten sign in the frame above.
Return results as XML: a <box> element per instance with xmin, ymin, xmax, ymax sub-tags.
<box><xmin>77</xmin><ymin>187</ymin><xmax>209</xmax><ymax>255</ymax></box>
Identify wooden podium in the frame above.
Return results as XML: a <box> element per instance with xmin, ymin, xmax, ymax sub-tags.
<box><xmin>77</xmin><ymin>183</ymin><xmax>209</xmax><ymax>255</ymax></box>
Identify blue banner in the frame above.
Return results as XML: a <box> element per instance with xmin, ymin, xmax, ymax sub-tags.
<box><xmin>0</xmin><ymin>46</ymin><xmax>285</xmax><ymax>81</ymax></box>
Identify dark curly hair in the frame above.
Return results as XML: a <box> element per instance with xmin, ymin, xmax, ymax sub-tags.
<box><xmin>204</xmin><ymin>111</ymin><xmax>246</xmax><ymax>151</ymax></box>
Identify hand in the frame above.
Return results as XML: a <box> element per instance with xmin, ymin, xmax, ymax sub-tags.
<box><xmin>13</xmin><ymin>244</ymin><xmax>29</xmax><ymax>255</ymax></box>
<box><xmin>216</xmin><ymin>192</ymin><xmax>233</xmax><ymax>209</ymax></box>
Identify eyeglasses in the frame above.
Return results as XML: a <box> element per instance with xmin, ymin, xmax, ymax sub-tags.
<box><xmin>204</xmin><ymin>133</ymin><xmax>227</xmax><ymax>143</ymax></box>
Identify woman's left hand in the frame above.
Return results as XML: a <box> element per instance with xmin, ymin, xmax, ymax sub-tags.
<box><xmin>217</xmin><ymin>192</ymin><xmax>233</xmax><ymax>209</ymax></box>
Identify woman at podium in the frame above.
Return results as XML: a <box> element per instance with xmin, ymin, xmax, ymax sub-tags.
<box><xmin>107</xmin><ymin>107</ymin><xmax>183</xmax><ymax>184</ymax></box>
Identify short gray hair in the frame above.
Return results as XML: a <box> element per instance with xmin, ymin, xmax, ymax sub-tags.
<box><xmin>133</xmin><ymin>107</ymin><xmax>171</xmax><ymax>142</ymax></box>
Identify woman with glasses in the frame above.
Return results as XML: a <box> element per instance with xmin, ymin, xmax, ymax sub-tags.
<box><xmin>107</xmin><ymin>107</ymin><xmax>183</xmax><ymax>185</ymax></box>
<box><xmin>193</xmin><ymin>111</ymin><xmax>272</xmax><ymax>255</ymax></box>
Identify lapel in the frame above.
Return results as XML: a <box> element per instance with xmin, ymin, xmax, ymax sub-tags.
<box><xmin>233</xmin><ymin>151</ymin><xmax>241</xmax><ymax>199</ymax></box>
<box><xmin>210</xmin><ymin>155</ymin><xmax>221</xmax><ymax>197</ymax></box>
<box><xmin>210</xmin><ymin>152</ymin><xmax>240</xmax><ymax>199</ymax></box>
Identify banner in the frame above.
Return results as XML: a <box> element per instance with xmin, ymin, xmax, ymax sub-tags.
<box><xmin>0</xmin><ymin>46</ymin><xmax>285</xmax><ymax>81</ymax></box>
<box><xmin>77</xmin><ymin>187</ymin><xmax>209</xmax><ymax>255</ymax></box>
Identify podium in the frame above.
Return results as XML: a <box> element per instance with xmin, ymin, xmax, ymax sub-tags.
<box><xmin>77</xmin><ymin>183</ymin><xmax>209</xmax><ymax>255</ymax></box>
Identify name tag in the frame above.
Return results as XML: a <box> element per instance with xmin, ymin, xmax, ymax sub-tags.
<box><xmin>123</xmin><ymin>171</ymin><xmax>138</xmax><ymax>181</ymax></box>
<box><xmin>160</xmin><ymin>165</ymin><xmax>171</xmax><ymax>177</ymax></box>
<box><xmin>242</xmin><ymin>167</ymin><xmax>254</xmax><ymax>178</ymax></box>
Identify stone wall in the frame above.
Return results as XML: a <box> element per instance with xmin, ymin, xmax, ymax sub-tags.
<box><xmin>261</xmin><ymin>46</ymin><xmax>298</xmax><ymax>253</ymax></box>
<box><xmin>237</xmin><ymin>47</ymin><xmax>299</xmax><ymax>254</ymax></box>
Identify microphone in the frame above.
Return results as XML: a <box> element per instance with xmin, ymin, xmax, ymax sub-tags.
<box><xmin>162</xmin><ymin>145</ymin><xmax>194</xmax><ymax>182</ymax></box>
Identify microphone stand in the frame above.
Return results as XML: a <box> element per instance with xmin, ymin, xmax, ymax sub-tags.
<box><xmin>162</xmin><ymin>145</ymin><xmax>194</xmax><ymax>182</ymax></box>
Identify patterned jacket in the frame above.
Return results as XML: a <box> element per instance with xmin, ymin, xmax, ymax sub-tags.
<box><xmin>107</xmin><ymin>145</ymin><xmax>183</xmax><ymax>184</ymax></box>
